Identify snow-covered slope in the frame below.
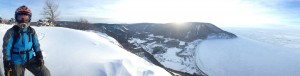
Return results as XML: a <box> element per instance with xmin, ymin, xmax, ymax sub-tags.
<box><xmin>196</xmin><ymin>25</ymin><xmax>300</xmax><ymax>76</ymax></box>
<box><xmin>0</xmin><ymin>24</ymin><xmax>171</xmax><ymax>76</ymax></box>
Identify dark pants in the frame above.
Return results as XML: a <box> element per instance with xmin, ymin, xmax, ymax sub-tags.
<box><xmin>11</xmin><ymin>57</ymin><xmax>51</xmax><ymax>76</ymax></box>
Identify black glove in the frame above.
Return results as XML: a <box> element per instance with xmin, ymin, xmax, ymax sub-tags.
<box><xmin>36</xmin><ymin>51</ymin><xmax>44</xmax><ymax>67</ymax></box>
<box><xmin>4</xmin><ymin>60</ymin><xmax>12</xmax><ymax>76</ymax></box>
<box><xmin>37</xmin><ymin>58</ymin><xmax>44</xmax><ymax>67</ymax></box>
<box><xmin>3</xmin><ymin>60</ymin><xmax>12</xmax><ymax>71</ymax></box>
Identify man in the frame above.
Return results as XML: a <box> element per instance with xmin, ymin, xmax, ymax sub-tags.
<box><xmin>2</xmin><ymin>5</ymin><xmax>51</xmax><ymax>76</ymax></box>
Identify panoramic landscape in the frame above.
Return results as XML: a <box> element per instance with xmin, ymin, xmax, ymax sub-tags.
<box><xmin>0</xmin><ymin>0</ymin><xmax>300</xmax><ymax>76</ymax></box>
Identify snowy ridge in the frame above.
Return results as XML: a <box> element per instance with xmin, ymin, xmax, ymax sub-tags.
<box><xmin>0</xmin><ymin>24</ymin><xmax>171</xmax><ymax>76</ymax></box>
<box><xmin>121</xmin><ymin>22</ymin><xmax>237</xmax><ymax>75</ymax></box>
<box><xmin>125</xmin><ymin>22</ymin><xmax>237</xmax><ymax>41</ymax></box>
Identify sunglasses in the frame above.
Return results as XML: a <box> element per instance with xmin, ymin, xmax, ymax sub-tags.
<box><xmin>16</xmin><ymin>15</ymin><xmax>30</xmax><ymax>23</ymax></box>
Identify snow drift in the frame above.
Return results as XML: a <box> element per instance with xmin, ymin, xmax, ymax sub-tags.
<box><xmin>0</xmin><ymin>24</ymin><xmax>171</xmax><ymax>76</ymax></box>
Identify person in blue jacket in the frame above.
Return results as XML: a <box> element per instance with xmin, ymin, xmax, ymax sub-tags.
<box><xmin>2</xmin><ymin>5</ymin><xmax>51</xmax><ymax>76</ymax></box>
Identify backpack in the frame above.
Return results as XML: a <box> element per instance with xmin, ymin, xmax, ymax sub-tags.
<box><xmin>12</xmin><ymin>25</ymin><xmax>35</xmax><ymax>45</ymax></box>
<box><xmin>11</xmin><ymin>25</ymin><xmax>35</xmax><ymax>62</ymax></box>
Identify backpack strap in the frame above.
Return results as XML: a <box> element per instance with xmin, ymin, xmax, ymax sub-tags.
<box><xmin>12</xmin><ymin>26</ymin><xmax>20</xmax><ymax>46</ymax></box>
<box><xmin>10</xmin><ymin>25</ymin><xmax>35</xmax><ymax>62</ymax></box>
<box><xmin>27</xmin><ymin>26</ymin><xmax>34</xmax><ymax>42</ymax></box>
<box><xmin>12</xmin><ymin>26</ymin><xmax>35</xmax><ymax>44</ymax></box>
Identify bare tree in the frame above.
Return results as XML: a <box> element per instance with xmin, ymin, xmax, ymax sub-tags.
<box><xmin>41</xmin><ymin>0</ymin><xmax>59</xmax><ymax>26</ymax></box>
<box><xmin>75</xmin><ymin>18</ymin><xmax>90</xmax><ymax>30</ymax></box>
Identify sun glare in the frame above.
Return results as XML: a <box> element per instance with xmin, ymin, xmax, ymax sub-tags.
<box><xmin>105</xmin><ymin>0</ymin><xmax>278</xmax><ymax>26</ymax></box>
<box><xmin>172</xmin><ymin>22</ymin><xmax>187</xmax><ymax>26</ymax></box>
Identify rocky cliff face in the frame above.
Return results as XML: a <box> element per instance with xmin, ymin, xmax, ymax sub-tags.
<box><xmin>91</xmin><ymin>22</ymin><xmax>237</xmax><ymax>76</ymax></box>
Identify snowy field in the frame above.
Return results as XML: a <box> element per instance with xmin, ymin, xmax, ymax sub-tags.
<box><xmin>0</xmin><ymin>24</ymin><xmax>170</xmax><ymax>76</ymax></box>
<box><xmin>196</xmin><ymin>25</ymin><xmax>300</xmax><ymax>76</ymax></box>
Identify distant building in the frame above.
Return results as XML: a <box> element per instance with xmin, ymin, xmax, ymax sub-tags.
<box><xmin>37</xmin><ymin>19</ymin><xmax>50</xmax><ymax>26</ymax></box>
<box><xmin>0</xmin><ymin>17</ymin><xmax>3</xmax><ymax>24</ymax></box>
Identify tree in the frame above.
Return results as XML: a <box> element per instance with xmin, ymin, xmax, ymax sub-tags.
<box><xmin>41</xmin><ymin>0</ymin><xmax>59</xmax><ymax>26</ymax></box>
<box><xmin>75</xmin><ymin>18</ymin><xmax>90</xmax><ymax>30</ymax></box>
<box><xmin>8</xmin><ymin>18</ymin><xmax>16</xmax><ymax>25</ymax></box>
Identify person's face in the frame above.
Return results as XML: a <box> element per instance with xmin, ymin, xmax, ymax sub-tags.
<box><xmin>16</xmin><ymin>15</ymin><xmax>30</xmax><ymax>28</ymax></box>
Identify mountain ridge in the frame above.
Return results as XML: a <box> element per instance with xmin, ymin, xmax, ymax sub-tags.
<box><xmin>57</xmin><ymin>21</ymin><xmax>237</xmax><ymax>76</ymax></box>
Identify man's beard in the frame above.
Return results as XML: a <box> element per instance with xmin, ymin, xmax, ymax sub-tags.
<box><xmin>19</xmin><ymin>23</ymin><xmax>28</xmax><ymax>29</ymax></box>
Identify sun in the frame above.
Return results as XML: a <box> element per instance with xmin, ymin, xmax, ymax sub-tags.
<box><xmin>172</xmin><ymin>22</ymin><xmax>187</xmax><ymax>26</ymax></box>
<box><xmin>106</xmin><ymin>0</ymin><xmax>277</xmax><ymax>26</ymax></box>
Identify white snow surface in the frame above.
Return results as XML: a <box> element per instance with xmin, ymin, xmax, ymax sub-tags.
<box><xmin>128</xmin><ymin>38</ymin><xmax>147</xmax><ymax>44</ymax></box>
<box><xmin>222</xmin><ymin>25</ymin><xmax>300</xmax><ymax>49</ymax></box>
<box><xmin>0</xmin><ymin>24</ymin><xmax>170</xmax><ymax>76</ymax></box>
<box><xmin>130</xmin><ymin>35</ymin><xmax>201</xmax><ymax>74</ymax></box>
<box><xmin>197</xmin><ymin>25</ymin><xmax>300</xmax><ymax>76</ymax></box>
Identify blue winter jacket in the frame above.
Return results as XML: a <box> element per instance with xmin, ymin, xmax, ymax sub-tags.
<box><xmin>2</xmin><ymin>25</ymin><xmax>41</xmax><ymax>64</ymax></box>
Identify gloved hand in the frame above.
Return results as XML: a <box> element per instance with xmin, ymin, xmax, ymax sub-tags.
<box><xmin>4</xmin><ymin>60</ymin><xmax>12</xmax><ymax>71</ymax></box>
<box><xmin>37</xmin><ymin>58</ymin><xmax>44</xmax><ymax>67</ymax></box>
<box><xmin>4</xmin><ymin>60</ymin><xmax>12</xmax><ymax>76</ymax></box>
<box><xmin>36</xmin><ymin>51</ymin><xmax>44</xmax><ymax>67</ymax></box>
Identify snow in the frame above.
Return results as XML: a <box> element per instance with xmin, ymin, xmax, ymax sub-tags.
<box><xmin>157</xmin><ymin>47</ymin><xmax>197</xmax><ymax>74</ymax></box>
<box><xmin>163</xmin><ymin>38</ymin><xmax>173</xmax><ymax>43</ymax></box>
<box><xmin>0</xmin><ymin>24</ymin><xmax>171</xmax><ymax>76</ymax></box>
<box><xmin>128</xmin><ymin>38</ymin><xmax>147</xmax><ymax>44</ymax></box>
<box><xmin>221</xmin><ymin>25</ymin><xmax>300</xmax><ymax>49</ymax></box>
<box><xmin>129</xmin><ymin>31</ymin><xmax>207</xmax><ymax>74</ymax></box>
<box><xmin>179</xmin><ymin>41</ymin><xmax>185</xmax><ymax>45</ymax></box>
<box><xmin>148</xmin><ymin>34</ymin><xmax>164</xmax><ymax>39</ymax></box>
<box><xmin>197</xmin><ymin>25</ymin><xmax>300</xmax><ymax>76</ymax></box>
<box><xmin>89</xmin><ymin>30</ymin><xmax>122</xmax><ymax>47</ymax></box>
<box><xmin>159</xmin><ymin>48</ymin><xmax>183</xmax><ymax>69</ymax></box>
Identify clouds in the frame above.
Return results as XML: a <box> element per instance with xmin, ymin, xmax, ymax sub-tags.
<box><xmin>0</xmin><ymin>0</ymin><xmax>299</xmax><ymax>25</ymax></box>
<box><xmin>103</xmin><ymin>0</ymin><xmax>284</xmax><ymax>25</ymax></box>
<box><xmin>55</xmin><ymin>0</ymin><xmax>118</xmax><ymax>22</ymax></box>
<box><xmin>241</xmin><ymin>0</ymin><xmax>300</xmax><ymax>26</ymax></box>
<box><xmin>102</xmin><ymin>0</ymin><xmax>300</xmax><ymax>25</ymax></box>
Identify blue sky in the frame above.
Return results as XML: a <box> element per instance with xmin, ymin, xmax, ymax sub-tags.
<box><xmin>0</xmin><ymin>0</ymin><xmax>299</xmax><ymax>26</ymax></box>
<box><xmin>247</xmin><ymin>0</ymin><xmax>300</xmax><ymax>26</ymax></box>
